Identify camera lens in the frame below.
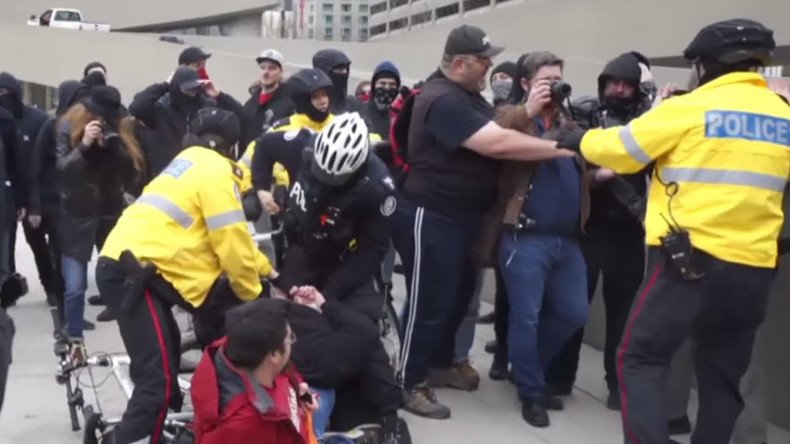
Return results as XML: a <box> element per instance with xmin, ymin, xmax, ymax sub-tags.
<box><xmin>550</xmin><ymin>81</ymin><xmax>572</xmax><ymax>100</ymax></box>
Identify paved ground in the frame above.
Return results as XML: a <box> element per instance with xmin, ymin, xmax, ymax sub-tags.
<box><xmin>1</xmin><ymin>227</ymin><xmax>789</xmax><ymax>444</ymax></box>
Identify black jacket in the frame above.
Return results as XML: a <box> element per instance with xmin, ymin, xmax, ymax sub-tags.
<box><xmin>278</xmin><ymin>155</ymin><xmax>395</xmax><ymax>302</ymax></box>
<box><xmin>129</xmin><ymin>82</ymin><xmax>243</xmax><ymax>178</ymax></box>
<box><xmin>239</xmin><ymin>85</ymin><xmax>295</xmax><ymax>149</ymax></box>
<box><xmin>0</xmin><ymin>73</ymin><xmax>48</xmax><ymax>210</ymax></box>
<box><xmin>0</xmin><ymin>109</ymin><xmax>18</xmax><ymax>210</ymax></box>
<box><xmin>29</xmin><ymin>81</ymin><xmax>88</xmax><ymax>217</ymax></box>
<box><xmin>363</xmin><ymin>100</ymin><xmax>390</xmax><ymax>138</ymax></box>
<box><xmin>287</xmin><ymin>300</ymin><xmax>380</xmax><ymax>389</ymax></box>
<box><xmin>54</xmin><ymin>119</ymin><xmax>139</xmax><ymax>261</ymax></box>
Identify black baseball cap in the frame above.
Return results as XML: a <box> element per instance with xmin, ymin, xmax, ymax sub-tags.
<box><xmin>178</xmin><ymin>46</ymin><xmax>212</xmax><ymax>65</ymax></box>
<box><xmin>683</xmin><ymin>19</ymin><xmax>775</xmax><ymax>65</ymax></box>
<box><xmin>444</xmin><ymin>25</ymin><xmax>504</xmax><ymax>58</ymax></box>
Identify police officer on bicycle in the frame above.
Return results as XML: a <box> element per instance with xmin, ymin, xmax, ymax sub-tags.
<box><xmin>96</xmin><ymin>107</ymin><xmax>278</xmax><ymax>444</ymax></box>
<box><xmin>559</xmin><ymin>18</ymin><xmax>790</xmax><ymax>444</ymax></box>
<box><xmin>276</xmin><ymin>112</ymin><xmax>406</xmax><ymax>440</ymax></box>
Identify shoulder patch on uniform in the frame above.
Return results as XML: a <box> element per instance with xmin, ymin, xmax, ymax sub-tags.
<box><xmin>162</xmin><ymin>159</ymin><xmax>193</xmax><ymax>178</ymax></box>
<box><xmin>380</xmin><ymin>195</ymin><xmax>397</xmax><ymax>217</ymax></box>
<box><xmin>382</xmin><ymin>176</ymin><xmax>395</xmax><ymax>191</ymax></box>
<box><xmin>270</xmin><ymin>117</ymin><xmax>291</xmax><ymax>130</ymax></box>
<box><xmin>283</xmin><ymin>129</ymin><xmax>300</xmax><ymax>141</ymax></box>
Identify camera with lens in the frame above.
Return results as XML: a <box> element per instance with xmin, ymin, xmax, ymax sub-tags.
<box><xmin>99</xmin><ymin>122</ymin><xmax>120</xmax><ymax>145</ymax></box>
<box><xmin>550</xmin><ymin>81</ymin><xmax>572</xmax><ymax>101</ymax></box>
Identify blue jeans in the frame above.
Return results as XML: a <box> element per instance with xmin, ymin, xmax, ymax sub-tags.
<box><xmin>499</xmin><ymin>232</ymin><xmax>589</xmax><ymax>401</ymax></box>
<box><xmin>454</xmin><ymin>270</ymin><xmax>484</xmax><ymax>363</ymax></box>
<box><xmin>311</xmin><ymin>387</ymin><xmax>335</xmax><ymax>441</ymax></box>
<box><xmin>62</xmin><ymin>255</ymin><xmax>88</xmax><ymax>338</ymax></box>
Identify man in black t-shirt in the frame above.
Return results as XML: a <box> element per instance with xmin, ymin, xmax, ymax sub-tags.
<box><xmin>390</xmin><ymin>24</ymin><xmax>576</xmax><ymax>419</ymax></box>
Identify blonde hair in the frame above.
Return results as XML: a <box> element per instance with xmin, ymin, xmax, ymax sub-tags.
<box><xmin>60</xmin><ymin>103</ymin><xmax>146</xmax><ymax>175</ymax></box>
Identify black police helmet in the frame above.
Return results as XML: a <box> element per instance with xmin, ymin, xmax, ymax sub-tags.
<box><xmin>683</xmin><ymin>18</ymin><xmax>775</xmax><ymax>66</ymax></box>
<box><xmin>286</xmin><ymin>68</ymin><xmax>334</xmax><ymax>100</ymax></box>
<box><xmin>188</xmin><ymin>107</ymin><xmax>240</xmax><ymax>151</ymax></box>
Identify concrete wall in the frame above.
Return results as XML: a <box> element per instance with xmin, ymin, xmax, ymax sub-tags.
<box><xmin>224</xmin><ymin>14</ymin><xmax>264</xmax><ymax>38</ymax></box>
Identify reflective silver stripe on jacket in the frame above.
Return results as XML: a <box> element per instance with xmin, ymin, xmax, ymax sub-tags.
<box><xmin>136</xmin><ymin>194</ymin><xmax>194</xmax><ymax>228</ymax></box>
<box><xmin>206</xmin><ymin>210</ymin><xmax>246</xmax><ymax>230</ymax></box>
<box><xmin>240</xmin><ymin>156</ymin><xmax>252</xmax><ymax>168</ymax></box>
<box><xmin>661</xmin><ymin>167</ymin><xmax>786</xmax><ymax>192</ymax></box>
<box><xmin>619</xmin><ymin>124</ymin><xmax>652</xmax><ymax>165</ymax></box>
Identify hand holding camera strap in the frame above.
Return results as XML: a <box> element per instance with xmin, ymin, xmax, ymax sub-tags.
<box><xmin>655</xmin><ymin>171</ymin><xmax>704</xmax><ymax>280</ymax></box>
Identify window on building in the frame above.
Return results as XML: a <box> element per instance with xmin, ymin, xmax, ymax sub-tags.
<box><xmin>463</xmin><ymin>0</ymin><xmax>489</xmax><ymax>11</ymax></box>
<box><xmin>360</xmin><ymin>15</ymin><xmax>368</xmax><ymax>25</ymax></box>
<box><xmin>325</xmin><ymin>14</ymin><xmax>334</xmax><ymax>24</ymax></box>
<box><xmin>390</xmin><ymin>0</ymin><xmax>408</xmax><ymax>8</ymax></box>
<box><xmin>435</xmin><ymin>2</ymin><xmax>460</xmax><ymax>18</ymax></box>
<box><xmin>323</xmin><ymin>3</ymin><xmax>334</xmax><ymax>12</ymax></box>
<box><xmin>371</xmin><ymin>1</ymin><xmax>387</xmax><ymax>14</ymax></box>
<box><xmin>308</xmin><ymin>14</ymin><xmax>314</xmax><ymax>24</ymax></box>
<box><xmin>341</xmin><ymin>27</ymin><xmax>351</xmax><ymax>40</ymax></box>
<box><xmin>410</xmin><ymin>10</ymin><xmax>431</xmax><ymax>25</ymax></box>
<box><xmin>341</xmin><ymin>3</ymin><xmax>352</xmax><ymax>12</ymax></box>
<box><xmin>324</xmin><ymin>27</ymin><xmax>333</xmax><ymax>39</ymax></box>
<box><xmin>370</xmin><ymin>23</ymin><xmax>386</xmax><ymax>36</ymax></box>
<box><xmin>359</xmin><ymin>4</ymin><xmax>369</xmax><ymax>12</ymax></box>
<box><xmin>360</xmin><ymin>28</ymin><xmax>369</xmax><ymax>40</ymax></box>
<box><xmin>388</xmin><ymin>17</ymin><xmax>408</xmax><ymax>31</ymax></box>
<box><xmin>341</xmin><ymin>14</ymin><xmax>352</xmax><ymax>24</ymax></box>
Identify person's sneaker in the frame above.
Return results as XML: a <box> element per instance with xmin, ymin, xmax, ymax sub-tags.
<box><xmin>87</xmin><ymin>294</ymin><xmax>106</xmax><ymax>306</ymax></box>
<box><xmin>380</xmin><ymin>415</ymin><xmax>412</xmax><ymax>444</ymax></box>
<box><xmin>484</xmin><ymin>339</ymin><xmax>498</xmax><ymax>354</ymax></box>
<box><xmin>427</xmin><ymin>361</ymin><xmax>479</xmax><ymax>391</ymax></box>
<box><xmin>82</xmin><ymin>319</ymin><xmax>96</xmax><ymax>331</ymax></box>
<box><xmin>606</xmin><ymin>388</ymin><xmax>621</xmax><ymax>410</ymax></box>
<box><xmin>96</xmin><ymin>308</ymin><xmax>115</xmax><ymax>322</ymax></box>
<box><xmin>521</xmin><ymin>399</ymin><xmax>550</xmax><ymax>427</ymax></box>
<box><xmin>668</xmin><ymin>414</ymin><xmax>692</xmax><ymax>435</ymax></box>
<box><xmin>402</xmin><ymin>384</ymin><xmax>451</xmax><ymax>419</ymax></box>
<box><xmin>477</xmin><ymin>311</ymin><xmax>495</xmax><ymax>324</ymax></box>
<box><xmin>489</xmin><ymin>351</ymin><xmax>510</xmax><ymax>381</ymax></box>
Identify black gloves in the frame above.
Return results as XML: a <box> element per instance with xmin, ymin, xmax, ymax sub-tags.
<box><xmin>556</xmin><ymin>129</ymin><xmax>586</xmax><ymax>154</ymax></box>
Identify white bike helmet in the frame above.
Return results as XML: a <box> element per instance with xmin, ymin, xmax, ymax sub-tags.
<box><xmin>311</xmin><ymin>112</ymin><xmax>369</xmax><ymax>186</ymax></box>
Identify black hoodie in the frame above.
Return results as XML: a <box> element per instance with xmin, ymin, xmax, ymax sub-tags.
<box><xmin>29</xmin><ymin>80</ymin><xmax>88</xmax><ymax>216</ymax></box>
<box><xmin>129</xmin><ymin>75</ymin><xmax>243</xmax><ymax>178</ymax></box>
<box><xmin>0</xmin><ymin>72</ymin><xmax>48</xmax><ymax>209</ymax></box>
<box><xmin>312</xmin><ymin>49</ymin><xmax>365</xmax><ymax>115</ymax></box>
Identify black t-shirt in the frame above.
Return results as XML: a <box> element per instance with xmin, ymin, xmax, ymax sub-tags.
<box><xmin>402</xmin><ymin>78</ymin><xmax>499</xmax><ymax>217</ymax></box>
<box><xmin>425</xmin><ymin>94</ymin><xmax>490</xmax><ymax>150</ymax></box>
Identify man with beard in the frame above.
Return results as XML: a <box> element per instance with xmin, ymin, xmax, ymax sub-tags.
<box><xmin>240</xmin><ymin>49</ymin><xmax>295</xmax><ymax>149</ymax></box>
<box><xmin>0</xmin><ymin>72</ymin><xmax>48</xmax><ymax>305</ymax></box>
<box><xmin>130</xmin><ymin>66</ymin><xmax>243</xmax><ymax>178</ymax></box>
<box><xmin>312</xmin><ymin>49</ymin><xmax>365</xmax><ymax>114</ymax></box>
<box><xmin>363</xmin><ymin>61</ymin><xmax>400</xmax><ymax>137</ymax></box>
<box><xmin>545</xmin><ymin>52</ymin><xmax>651</xmax><ymax>410</ymax></box>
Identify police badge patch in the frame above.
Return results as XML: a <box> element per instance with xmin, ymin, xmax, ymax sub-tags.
<box><xmin>283</xmin><ymin>129</ymin><xmax>300</xmax><ymax>141</ymax></box>
<box><xmin>380</xmin><ymin>196</ymin><xmax>397</xmax><ymax>216</ymax></box>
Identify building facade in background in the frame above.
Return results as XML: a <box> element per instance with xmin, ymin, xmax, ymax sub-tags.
<box><xmin>301</xmin><ymin>0</ymin><xmax>370</xmax><ymax>41</ymax></box>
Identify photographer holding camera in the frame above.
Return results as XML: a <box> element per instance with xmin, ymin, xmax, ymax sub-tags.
<box><xmin>55</xmin><ymin>85</ymin><xmax>145</xmax><ymax>358</ymax></box>
<box><xmin>487</xmin><ymin>51</ymin><xmax>590</xmax><ymax>428</ymax></box>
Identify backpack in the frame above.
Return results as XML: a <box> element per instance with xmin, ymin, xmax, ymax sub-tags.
<box><xmin>387</xmin><ymin>85</ymin><xmax>421</xmax><ymax>186</ymax></box>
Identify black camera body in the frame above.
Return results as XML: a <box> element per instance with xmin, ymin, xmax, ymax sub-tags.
<box><xmin>99</xmin><ymin>122</ymin><xmax>120</xmax><ymax>145</ymax></box>
<box><xmin>550</xmin><ymin>81</ymin><xmax>572</xmax><ymax>101</ymax></box>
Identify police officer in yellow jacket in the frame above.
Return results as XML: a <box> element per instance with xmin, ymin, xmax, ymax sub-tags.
<box><xmin>95</xmin><ymin>107</ymin><xmax>278</xmax><ymax>444</ymax></box>
<box><xmin>559</xmin><ymin>19</ymin><xmax>789</xmax><ymax>444</ymax></box>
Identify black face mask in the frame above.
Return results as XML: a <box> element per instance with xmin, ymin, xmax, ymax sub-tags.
<box><xmin>328</xmin><ymin>69</ymin><xmax>349</xmax><ymax>103</ymax></box>
<box><xmin>373</xmin><ymin>87</ymin><xmax>398</xmax><ymax>111</ymax></box>
<box><xmin>601</xmin><ymin>95</ymin><xmax>640</xmax><ymax>118</ymax></box>
<box><xmin>0</xmin><ymin>95</ymin><xmax>15</xmax><ymax>113</ymax></box>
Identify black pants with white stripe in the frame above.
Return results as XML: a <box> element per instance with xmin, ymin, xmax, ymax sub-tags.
<box><xmin>618</xmin><ymin>247</ymin><xmax>772</xmax><ymax>444</ymax></box>
<box><xmin>96</xmin><ymin>257</ymin><xmax>182</xmax><ymax>444</ymax></box>
<box><xmin>390</xmin><ymin>196</ymin><xmax>480</xmax><ymax>390</ymax></box>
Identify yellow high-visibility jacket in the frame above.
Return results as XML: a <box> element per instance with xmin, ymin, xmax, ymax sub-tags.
<box><xmin>238</xmin><ymin>113</ymin><xmax>335</xmax><ymax>192</ymax></box>
<box><xmin>581</xmin><ymin>72</ymin><xmax>790</xmax><ymax>268</ymax></box>
<box><xmin>100</xmin><ymin>146</ymin><xmax>273</xmax><ymax>307</ymax></box>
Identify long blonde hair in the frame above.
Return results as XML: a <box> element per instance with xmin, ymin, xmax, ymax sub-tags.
<box><xmin>60</xmin><ymin>103</ymin><xmax>146</xmax><ymax>175</ymax></box>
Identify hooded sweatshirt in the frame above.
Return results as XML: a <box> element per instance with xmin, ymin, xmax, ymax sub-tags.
<box><xmin>364</xmin><ymin>61</ymin><xmax>401</xmax><ymax>136</ymax></box>
<box><xmin>29</xmin><ymin>81</ymin><xmax>88</xmax><ymax>216</ymax></box>
<box><xmin>312</xmin><ymin>49</ymin><xmax>365</xmax><ymax>114</ymax></box>
<box><xmin>0</xmin><ymin>72</ymin><xmax>48</xmax><ymax>209</ymax></box>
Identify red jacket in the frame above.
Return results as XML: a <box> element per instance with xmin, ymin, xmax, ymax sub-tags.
<box><xmin>191</xmin><ymin>337</ymin><xmax>314</xmax><ymax>444</ymax></box>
